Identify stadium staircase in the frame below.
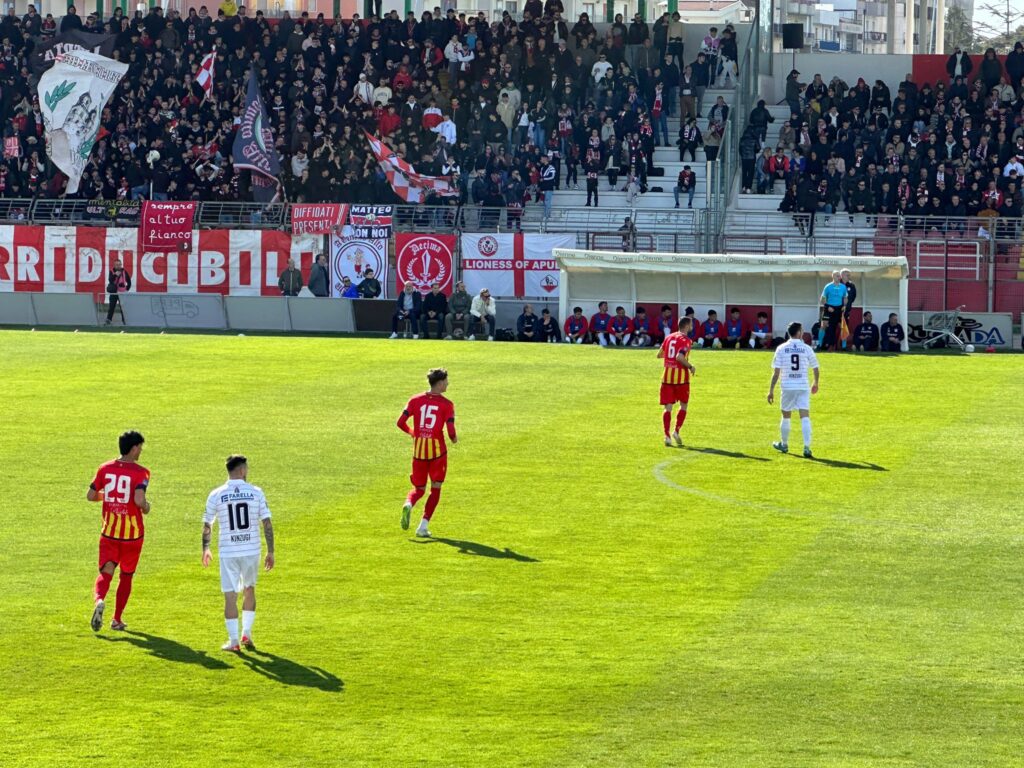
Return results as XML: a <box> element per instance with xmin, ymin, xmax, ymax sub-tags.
<box><xmin>547</xmin><ymin>86</ymin><xmax>738</xmax><ymax>212</ymax></box>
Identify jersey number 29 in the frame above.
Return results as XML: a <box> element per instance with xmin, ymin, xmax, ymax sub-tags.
<box><xmin>103</xmin><ymin>474</ymin><xmax>131</xmax><ymax>504</ymax></box>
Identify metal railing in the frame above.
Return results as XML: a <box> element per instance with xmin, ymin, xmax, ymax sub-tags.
<box><xmin>0</xmin><ymin>198</ymin><xmax>706</xmax><ymax>243</ymax></box>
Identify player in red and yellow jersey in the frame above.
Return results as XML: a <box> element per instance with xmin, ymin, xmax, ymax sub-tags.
<box><xmin>657</xmin><ymin>316</ymin><xmax>697</xmax><ymax>447</ymax></box>
<box><xmin>86</xmin><ymin>430</ymin><xmax>151</xmax><ymax>632</ymax></box>
<box><xmin>397</xmin><ymin>368</ymin><xmax>457</xmax><ymax>538</ymax></box>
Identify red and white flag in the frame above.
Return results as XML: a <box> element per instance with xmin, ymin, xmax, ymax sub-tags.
<box><xmin>365</xmin><ymin>131</ymin><xmax>458</xmax><ymax>203</ymax></box>
<box><xmin>195</xmin><ymin>51</ymin><xmax>216</xmax><ymax>100</ymax></box>
<box><xmin>460</xmin><ymin>233</ymin><xmax>574</xmax><ymax>298</ymax></box>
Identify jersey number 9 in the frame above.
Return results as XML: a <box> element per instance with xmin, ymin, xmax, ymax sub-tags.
<box><xmin>791</xmin><ymin>354</ymin><xmax>801</xmax><ymax>371</ymax></box>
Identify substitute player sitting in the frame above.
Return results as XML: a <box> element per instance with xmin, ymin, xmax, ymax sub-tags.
<box><xmin>87</xmin><ymin>430</ymin><xmax>151</xmax><ymax>632</ymax></box>
<box><xmin>657</xmin><ymin>317</ymin><xmax>696</xmax><ymax>447</ymax></box>
<box><xmin>767</xmin><ymin>322</ymin><xmax>820</xmax><ymax>458</ymax></box>
<box><xmin>398</xmin><ymin>368</ymin><xmax>457</xmax><ymax>538</ymax></box>
<box><xmin>202</xmin><ymin>455</ymin><xmax>275</xmax><ymax>652</ymax></box>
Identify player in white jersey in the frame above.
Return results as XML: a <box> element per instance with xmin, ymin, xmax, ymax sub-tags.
<box><xmin>767</xmin><ymin>322</ymin><xmax>820</xmax><ymax>458</ymax></box>
<box><xmin>202</xmin><ymin>455</ymin><xmax>274</xmax><ymax>652</ymax></box>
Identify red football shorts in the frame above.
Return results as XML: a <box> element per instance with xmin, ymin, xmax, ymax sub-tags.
<box><xmin>98</xmin><ymin>536</ymin><xmax>144</xmax><ymax>573</ymax></box>
<box><xmin>410</xmin><ymin>455</ymin><xmax>448</xmax><ymax>487</ymax></box>
<box><xmin>660</xmin><ymin>382</ymin><xmax>690</xmax><ymax>405</ymax></box>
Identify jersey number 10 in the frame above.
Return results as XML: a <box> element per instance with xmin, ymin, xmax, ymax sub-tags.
<box><xmin>227</xmin><ymin>503</ymin><xmax>250</xmax><ymax>531</ymax></box>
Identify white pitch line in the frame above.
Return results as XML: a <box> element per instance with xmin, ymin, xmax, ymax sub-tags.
<box><xmin>653</xmin><ymin>457</ymin><xmax>807</xmax><ymax>516</ymax></box>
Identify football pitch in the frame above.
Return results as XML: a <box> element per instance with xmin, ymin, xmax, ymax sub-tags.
<box><xmin>1</xmin><ymin>330</ymin><xmax>1022</xmax><ymax>768</ymax></box>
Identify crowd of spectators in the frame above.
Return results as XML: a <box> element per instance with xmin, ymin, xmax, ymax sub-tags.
<box><xmin>0</xmin><ymin>2</ymin><xmax>738</xmax><ymax>213</ymax></box>
<box><xmin>744</xmin><ymin>46</ymin><xmax>1024</xmax><ymax>233</ymax></box>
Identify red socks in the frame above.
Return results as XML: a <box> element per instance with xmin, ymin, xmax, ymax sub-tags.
<box><xmin>406</xmin><ymin>488</ymin><xmax>426</xmax><ymax>507</ymax></box>
<box><xmin>114</xmin><ymin>573</ymin><xmax>133</xmax><ymax>622</ymax></box>
<box><xmin>662</xmin><ymin>411</ymin><xmax>672</xmax><ymax>436</ymax></box>
<box><xmin>423</xmin><ymin>488</ymin><xmax>442</xmax><ymax>522</ymax></box>
<box><xmin>94</xmin><ymin>571</ymin><xmax>113</xmax><ymax>602</ymax></box>
<box><xmin>675</xmin><ymin>409</ymin><xmax>687</xmax><ymax>431</ymax></box>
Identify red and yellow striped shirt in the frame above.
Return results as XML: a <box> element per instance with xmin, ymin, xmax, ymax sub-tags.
<box><xmin>661</xmin><ymin>332</ymin><xmax>693</xmax><ymax>385</ymax></box>
<box><xmin>401</xmin><ymin>392</ymin><xmax>456</xmax><ymax>460</ymax></box>
<box><xmin>91</xmin><ymin>460</ymin><xmax>150</xmax><ymax>541</ymax></box>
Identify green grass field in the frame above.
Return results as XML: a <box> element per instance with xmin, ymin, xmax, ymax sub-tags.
<box><xmin>1</xmin><ymin>330</ymin><xmax>1022</xmax><ymax>768</ymax></box>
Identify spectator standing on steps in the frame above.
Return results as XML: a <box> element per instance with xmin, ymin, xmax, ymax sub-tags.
<box><xmin>739</xmin><ymin>125</ymin><xmax>759</xmax><ymax>194</ymax></box>
<box><xmin>785</xmin><ymin>70</ymin><xmax>804</xmax><ymax>125</ymax></box>
<box><xmin>278</xmin><ymin>258</ymin><xmax>303</xmax><ymax>297</ymax></box>
<box><xmin>104</xmin><ymin>257</ymin><xmax>131</xmax><ymax>326</ymax></box>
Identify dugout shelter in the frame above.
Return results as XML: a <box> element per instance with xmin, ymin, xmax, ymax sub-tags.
<box><xmin>553</xmin><ymin>251</ymin><xmax>911</xmax><ymax>352</ymax></box>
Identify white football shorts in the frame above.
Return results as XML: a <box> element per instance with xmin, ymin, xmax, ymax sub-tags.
<box><xmin>780</xmin><ymin>389</ymin><xmax>810</xmax><ymax>412</ymax></box>
<box><xmin>220</xmin><ymin>555</ymin><xmax>260</xmax><ymax>593</ymax></box>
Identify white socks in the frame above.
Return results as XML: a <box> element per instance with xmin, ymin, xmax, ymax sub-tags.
<box><xmin>226</xmin><ymin>618</ymin><xmax>238</xmax><ymax>643</ymax></box>
<box><xmin>780</xmin><ymin>418</ymin><xmax>791</xmax><ymax>445</ymax></box>
<box><xmin>242</xmin><ymin>610</ymin><xmax>255</xmax><ymax>637</ymax></box>
<box><xmin>801</xmin><ymin>417</ymin><xmax>812</xmax><ymax>448</ymax></box>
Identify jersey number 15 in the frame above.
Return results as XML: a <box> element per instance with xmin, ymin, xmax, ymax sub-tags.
<box><xmin>419</xmin><ymin>404</ymin><xmax>439</xmax><ymax>429</ymax></box>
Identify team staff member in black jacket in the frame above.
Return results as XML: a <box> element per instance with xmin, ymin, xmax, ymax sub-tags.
<box><xmin>840</xmin><ymin>268</ymin><xmax>857</xmax><ymax>348</ymax></box>
<box><xmin>419</xmin><ymin>282</ymin><xmax>449</xmax><ymax>339</ymax></box>
<box><xmin>104</xmin><ymin>257</ymin><xmax>131</xmax><ymax>326</ymax></box>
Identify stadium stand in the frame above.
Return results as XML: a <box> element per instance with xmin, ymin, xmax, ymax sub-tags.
<box><xmin>0</xmin><ymin>4</ymin><xmax>1022</xmax><ymax>332</ymax></box>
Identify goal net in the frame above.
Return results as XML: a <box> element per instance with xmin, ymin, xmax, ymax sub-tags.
<box><xmin>552</xmin><ymin>250</ymin><xmax>910</xmax><ymax>350</ymax></box>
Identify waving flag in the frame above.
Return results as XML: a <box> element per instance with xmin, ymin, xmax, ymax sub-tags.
<box><xmin>364</xmin><ymin>131</ymin><xmax>458</xmax><ymax>203</ymax></box>
<box><xmin>195</xmin><ymin>51</ymin><xmax>216</xmax><ymax>101</ymax></box>
<box><xmin>39</xmin><ymin>50</ymin><xmax>128</xmax><ymax>194</ymax></box>
<box><xmin>232</xmin><ymin>69</ymin><xmax>281</xmax><ymax>203</ymax></box>
<box><xmin>30</xmin><ymin>31</ymin><xmax>115</xmax><ymax>75</ymax></box>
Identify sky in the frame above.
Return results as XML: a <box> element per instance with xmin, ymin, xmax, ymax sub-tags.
<box><xmin>972</xmin><ymin>2</ymin><xmax>1024</xmax><ymax>37</ymax></box>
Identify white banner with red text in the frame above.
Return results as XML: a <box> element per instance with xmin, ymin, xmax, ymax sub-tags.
<box><xmin>395</xmin><ymin>234</ymin><xmax>455</xmax><ymax>295</ymax></box>
<box><xmin>0</xmin><ymin>226</ymin><xmax>319</xmax><ymax>296</ymax></box>
<box><xmin>459</xmin><ymin>233</ymin><xmax>573</xmax><ymax>298</ymax></box>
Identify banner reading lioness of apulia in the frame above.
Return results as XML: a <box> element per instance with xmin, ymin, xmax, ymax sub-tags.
<box><xmin>460</xmin><ymin>233</ymin><xmax>573</xmax><ymax>298</ymax></box>
<box><xmin>38</xmin><ymin>51</ymin><xmax>128</xmax><ymax>195</ymax></box>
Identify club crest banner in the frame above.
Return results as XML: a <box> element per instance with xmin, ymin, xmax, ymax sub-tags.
<box><xmin>329</xmin><ymin>233</ymin><xmax>388</xmax><ymax>298</ymax></box>
<box><xmin>395</xmin><ymin>234</ymin><xmax>455</xmax><ymax>295</ymax></box>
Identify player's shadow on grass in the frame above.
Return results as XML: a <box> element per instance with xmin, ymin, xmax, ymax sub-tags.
<box><xmin>241</xmin><ymin>650</ymin><xmax>344</xmax><ymax>693</ymax></box>
<box><xmin>681</xmin><ymin>445</ymin><xmax>771</xmax><ymax>462</ymax></box>
<box><xmin>803</xmin><ymin>455</ymin><xmax>888</xmax><ymax>471</ymax></box>
<box><xmin>413</xmin><ymin>537</ymin><xmax>540</xmax><ymax>562</ymax></box>
<box><xmin>96</xmin><ymin>631</ymin><xmax>231</xmax><ymax>671</ymax></box>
